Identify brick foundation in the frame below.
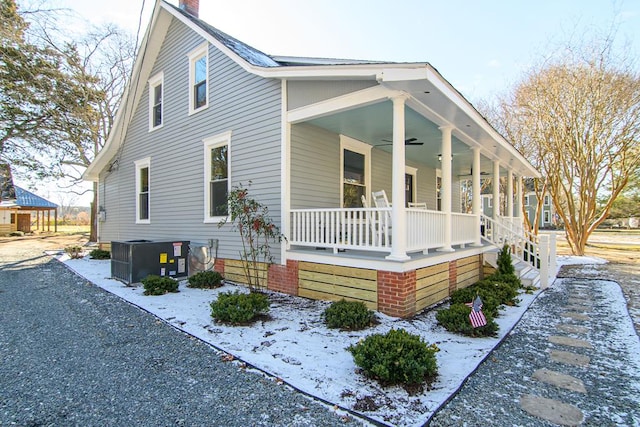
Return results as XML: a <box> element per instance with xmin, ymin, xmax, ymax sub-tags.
<box><xmin>214</xmin><ymin>258</ymin><xmax>225</xmax><ymax>275</ymax></box>
<box><xmin>268</xmin><ymin>260</ymin><xmax>299</xmax><ymax>296</ymax></box>
<box><xmin>377</xmin><ymin>270</ymin><xmax>416</xmax><ymax>318</ymax></box>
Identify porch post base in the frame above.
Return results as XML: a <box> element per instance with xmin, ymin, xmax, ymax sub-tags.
<box><xmin>437</xmin><ymin>246</ymin><xmax>454</xmax><ymax>253</ymax></box>
<box><xmin>385</xmin><ymin>253</ymin><xmax>411</xmax><ymax>261</ymax></box>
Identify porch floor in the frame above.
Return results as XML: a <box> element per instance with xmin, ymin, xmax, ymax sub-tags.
<box><xmin>287</xmin><ymin>242</ymin><xmax>493</xmax><ymax>273</ymax></box>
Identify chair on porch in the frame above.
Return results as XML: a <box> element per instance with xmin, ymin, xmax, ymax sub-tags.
<box><xmin>371</xmin><ymin>190</ymin><xmax>392</xmax><ymax>245</ymax></box>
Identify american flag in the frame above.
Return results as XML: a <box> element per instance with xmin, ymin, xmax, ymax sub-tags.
<box><xmin>466</xmin><ymin>295</ymin><xmax>487</xmax><ymax>328</ymax></box>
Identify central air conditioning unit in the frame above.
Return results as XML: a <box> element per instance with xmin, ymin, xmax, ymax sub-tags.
<box><xmin>111</xmin><ymin>240</ymin><xmax>190</xmax><ymax>284</ymax></box>
<box><xmin>188</xmin><ymin>239</ymin><xmax>217</xmax><ymax>275</ymax></box>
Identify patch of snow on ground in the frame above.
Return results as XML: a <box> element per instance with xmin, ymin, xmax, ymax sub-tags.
<box><xmin>59</xmin><ymin>255</ymin><xmax>553</xmax><ymax>426</ymax></box>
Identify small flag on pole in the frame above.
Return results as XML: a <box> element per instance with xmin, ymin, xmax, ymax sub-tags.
<box><xmin>466</xmin><ymin>295</ymin><xmax>487</xmax><ymax>328</ymax></box>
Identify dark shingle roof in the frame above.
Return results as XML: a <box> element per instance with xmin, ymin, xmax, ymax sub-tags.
<box><xmin>168</xmin><ymin>3</ymin><xmax>280</xmax><ymax>67</ymax></box>
<box><xmin>15</xmin><ymin>186</ymin><xmax>58</xmax><ymax>209</ymax></box>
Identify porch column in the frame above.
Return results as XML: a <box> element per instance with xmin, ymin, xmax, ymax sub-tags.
<box><xmin>492</xmin><ymin>160</ymin><xmax>500</xmax><ymax>220</ymax></box>
<box><xmin>438</xmin><ymin>125</ymin><xmax>454</xmax><ymax>252</ymax></box>
<box><xmin>472</xmin><ymin>147</ymin><xmax>482</xmax><ymax>246</ymax></box>
<box><xmin>386</xmin><ymin>95</ymin><xmax>410</xmax><ymax>261</ymax></box>
<box><xmin>515</xmin><ymin>175</ymin><xmax>523</xmax><ymax>220</ymax></box>
<box><xmin>507</xmin><ymin>170</ymin><xmax>513</xmax><ymax>217</ymax></box>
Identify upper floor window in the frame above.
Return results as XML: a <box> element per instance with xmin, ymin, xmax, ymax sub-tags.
<box><xmin>204</xmin><ymin>131</ymin><xmax>231</xmax><ymax>221</ymax></box>
<box><xmin>135</xmin><ymin>157</ymin><xmax>151</xmax><ymax>224</ymax></box>
<box><xmin>524</xmin><ymin>195</ymin><xmax>530</xmax><ymax>206</ymax></box>
<box><xmin>544</xmin><ymin>195</ymin><xmax>550</xmax><ymax>206</ymax></box>
<box><xmin>188</xmin><ymin>43</ymin><xmax>208</xmax><ymax>114</ymax></box>
<box><xmin>148</xmin><ymin>72</ymin><xmax>163</xmax><ymax>130</ymax></box>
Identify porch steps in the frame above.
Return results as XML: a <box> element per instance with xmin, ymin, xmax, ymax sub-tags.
<box><xmin>484</xmin><ymin>248</ymin><xmax>541</xmax><ymax>288</ymax></box>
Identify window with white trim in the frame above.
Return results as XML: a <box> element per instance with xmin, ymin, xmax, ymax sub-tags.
<box><xmin>148</xmin><ymin>72</ymin><xmax>163</xmax><ymax>130</ymax></box>
<box><xmin>543</xmin><ymin>210</ymin><xmax>550</xmax><ymax>224</ymax></box>
<box><xmin>204</xmin><ymin>131</ymin><xmax>231</xmax><ymax>221</ymax></box>
<box><xmin>436</xmin><ymin>169</ymin><xmax>442</xmax><ymax>211</ymax></box>
<box><xmin>544</xmin><ymin>195</ymin><xmax>550</xmax><ymax>206</ymax></box>
<box><xmin>340</xmin><ymin>135</ymin><xmax>371</xmax><ymax>208</ymax></box>
<box><xmin>405</xmin><ymin>166</ymin><xmax>417</xmax><ymax>205</ymax></box>
<box><xmin>135</xmin><ymin>158</ymin><xmax>151</xmax><ymax>224</ymax></box>
<box><xmin>188</xmin><ymin>43</ymin><xmax>208</xmax><ymax>114</ymax></box>
<box><xmin>524</xmin><ymin>195</ymin><xmax>530</xmax><ymax>206</ymax></box>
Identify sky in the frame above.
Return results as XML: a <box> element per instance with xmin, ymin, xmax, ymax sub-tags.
<box><xmin>19</xmin><ymin>0</ymin><xmax>640</xmax><ymax>206</ymax></box>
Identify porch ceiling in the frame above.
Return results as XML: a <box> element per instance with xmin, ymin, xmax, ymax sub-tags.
<box><xmin>308</xmin><ymin>101</ymin><xmax>496</xmax><ymax>176</ymax></box>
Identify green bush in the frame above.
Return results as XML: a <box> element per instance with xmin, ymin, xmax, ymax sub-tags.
<box><xmin>142</xmin><ymin>275</ymin><xmax>179</xmax><ymax>296</ymax></box>
<box><xmin>347</xmin><ymin>329</ymin><xmax>438</xmax><ymax>386</ymax></box>
<box><xmin>474</xmin><ymin>278</ymin><xmax>520</xmax><ymax>307</ymax></box>
<box><xmin>487</xmin><ymin>272</ymin><xmax>522</xmax><ymax>290</ymax></box>
<box><xmin>210</xmin><ymin>291</ymin><xmax>270</xmax><ymax>324</ymax></box>
<box><xmin>436</xmin><ymin>303</ymin><xmax>498</xmax><ymax>337</ymax></box>
<box><xmin>450</xmin><ymin>286</ymin><xmax>501</xmax><ymax>317</ymax></box>
<box><xmin>323</xmin><ymin>299</ymin><xmax>375</xmax><ymax>330</ymax></box>
<box><xmin>497</xmin><ymin>244</ymin><xmax>515</xmax><ymax>276</ymax></box>
<box><xmin>89</xmin><ymin>248</ymin><xmax>111</xmax><ymax>260</ymax></box>
<box><xmin>188</xmin><ymin>271</ymin><xmax>224</xmax><ymax>289</ymax></box>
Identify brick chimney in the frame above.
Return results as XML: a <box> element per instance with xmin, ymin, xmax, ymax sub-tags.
<box><xmin>179</xmin><ymin>0</ymin><xmax>199</xmax><ymax>17</ymax></box>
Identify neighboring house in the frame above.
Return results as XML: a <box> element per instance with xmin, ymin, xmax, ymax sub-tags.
<box><xmin>84</xmin><ymin>0</ymin><xmax>539</xmax><ymax>317</ymax></box>
<box><xmin>523</xmin><ymin>191</ymin><xmax>558</xmax><ymax>229</ymax></box>
<box><xmin>0</xmin><ymin>164</ymin><xmax>59</xmax><ymax>234</ymax></box>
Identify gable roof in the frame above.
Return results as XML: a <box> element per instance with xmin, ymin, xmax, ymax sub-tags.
<box><xmin>84</xmin><ymin>0</ymin><xmax>539</xmax><ymax>181</ymax></box>
<box><xmin>0</xmin><ymin>165</ymin><xmax>58</xmax><ymax>209</ymax></box>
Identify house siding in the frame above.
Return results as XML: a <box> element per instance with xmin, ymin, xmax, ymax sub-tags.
<box><xmin>97</xmin><ymin>17</ymin><xmax>283</xmax><ymax>262</ymax></box>
<box><xmin>287</xmin><ymin>80</ymin><xmax>378</xmax><ymax>110</ymax></box>
<box><xmin>290</xmin><ymin>124</ymin><xmax>340</xmax><ymax>209</ymax></box>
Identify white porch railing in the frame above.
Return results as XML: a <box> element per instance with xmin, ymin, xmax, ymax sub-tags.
<box><xmin>289</xmin><ymin>207</ymin><xmax>478</xmax><ymax>255</ymax></box>
<box><xmin>480</xmin><ymin>214</ymin><xmax>556</xmax><ymax>288</ymax></box>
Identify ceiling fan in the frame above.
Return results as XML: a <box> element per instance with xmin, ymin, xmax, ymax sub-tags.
<box><xmin>458</xmin><ymin>167</ymin><xmax>490</xmax><ymax>177</ymax></box>
<box><xmin>376</xmin><ymin>137</ymin><xmax>424</xmax><ymax>147</ymax></box>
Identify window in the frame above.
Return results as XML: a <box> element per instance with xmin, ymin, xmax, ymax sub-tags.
<box><xmin>405</xmin><ymin>166</ymin><xmax>417</xmax><ymax>206</ymax></box>
<box><xmin>148</xmin><ymin>72</ymin><xmax>164</xmax><ymax>130</ymax></box>
<box><xmin>543</xmin><ymin>210</ymin><xmax>550</xmax><ymax>224</ymax></box>
<box><xmin>544</xmin><ymin>195</ymin><xmax>550</xmax><ymax>206</ymax></box>
<box><xmin>135</xmin><ymin>158</ymin><xmax>151</xmax><ymax>223</ymax></box>
<box><xmin>524</xmin><ymin>195</ymin><xmax>530</xmax><ymax>206</ymax></box>
<box><xmin>204</xmin><ymin>131</ymin><xmax>231</xmax><ymax>221</ymax></box>
<box><xmin>340</xmin><ymin>135</ymin><xmax>371</xmax><ymax>208</ymax></box>
<box><xmin>188</xmin><ymin>43</ymin><xmax>208</xmax><ymax>114</ymax></box>
<box><xmin>487</xmin><ymin>195</ymin><xmax>493</xmax><ymax>208</ymax></box>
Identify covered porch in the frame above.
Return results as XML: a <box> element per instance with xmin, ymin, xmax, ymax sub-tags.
<box><xmin>283</xmin><ymin>72</ymin><xmax>539</xmax><ymax>263</ymax></box>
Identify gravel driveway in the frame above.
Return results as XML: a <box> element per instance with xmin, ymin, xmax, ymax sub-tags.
<box><xmin>0</xmin><ymin>241</ymin><xmax>351</xmax><ymax>426</ymax></box>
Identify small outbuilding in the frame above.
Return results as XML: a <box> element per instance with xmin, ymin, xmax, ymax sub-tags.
<box><xmin>0</xmin><ymin>164</ymin><xmax>58</xmax><ymax>234</ymax></box>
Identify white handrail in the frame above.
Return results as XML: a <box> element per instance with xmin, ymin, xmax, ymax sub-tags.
<box><xmin>480</xmin><ymin>214</ymin><xmax>555</xmax><ymax>288</ymax></box>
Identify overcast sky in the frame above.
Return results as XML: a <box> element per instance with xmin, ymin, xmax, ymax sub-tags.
<box><xmin>23</xmin><ymin>0</ymin><xmax>640</xmax><ymax>205</ymax></box>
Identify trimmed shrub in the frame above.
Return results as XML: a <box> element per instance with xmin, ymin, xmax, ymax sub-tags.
<box><xmin>450</xmin><ymin>286</ymin><xmax>501</xmax><ymax>317</ymax></box>
<box><xmin>436</xmin><ymin>303</ymin><xmax>498</xmax><ymax>337</ymax></box>
<box><xmin>488</xmin><ymin>272</ymin><xmax>522</xmax><ymax>290</ymax></box>
<box><xmin>347</xmin><ymin>328</ymin><xmax>438</xmax><ymax>386</ymax></box>
<box><xmin>497</xmin><ymin>244</ymin><xmax>515</xmax><ymax>275</ymax></box>
<box><xmin>474</xmin><ymin>278</ymin><xmax>520</xmax><ymax>307</ymax></box>
<box><xmin>323</xmin><ymin>299</ymin><xmax>375</xmax><ymax>330</ymax></box>
<box><xmin>188</xmin><ymin>271</ymin><xmax>223</xmax><ymax>289</ymax></box>
<box><xmin>142</xmin><ymin>275</ymin><xmax>179</xmax><ymax>296</ymax></box>
<box><xmin>210</xmin><ymin>291</ymin><xmax>269</xmax><ymax>324</ymax></box>
<box><xmin>89</xmin><ymin>248</ymin><xmax>111</xmax><ymax>260</ymax></box>
<box><xmin>65</xmin><ymin>246</ymin><xmax>84</xmax><ymax>259</ymax></box>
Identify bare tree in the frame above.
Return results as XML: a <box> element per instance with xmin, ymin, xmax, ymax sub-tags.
<box><xmin>491</xmin><ymin>34</ymin><xmax>640</xmax><ymax>255</ymax></box>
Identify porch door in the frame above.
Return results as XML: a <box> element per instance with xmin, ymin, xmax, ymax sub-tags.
<box><xmin>405</xmin><ymin>173</ymin><xmax>414</xmax><ymax>205</ymax></box>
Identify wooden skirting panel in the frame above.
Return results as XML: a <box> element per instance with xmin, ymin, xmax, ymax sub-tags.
<box><xmin>0</xmin><ymin>224</ymin><xmax>13</xmax><ymax>234</ymax></box>
<box><xmin>456</xmin><ymin>255</ymin><xmax>481</xmax><ymax>290</ymax></box>
<box><xmin>298</xmin><ymin>261</ymin><xmax>377</xmax><ymax>310</ymax></box>
<box><xmin>225</xmin><ymin>259</ymin><xmax>268</xmax><ymax>289</ymax></box>
<box><xmin>415</xmin><ymin>262</ymin><xmax>449</xmax><ymax>312</ymax></box>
